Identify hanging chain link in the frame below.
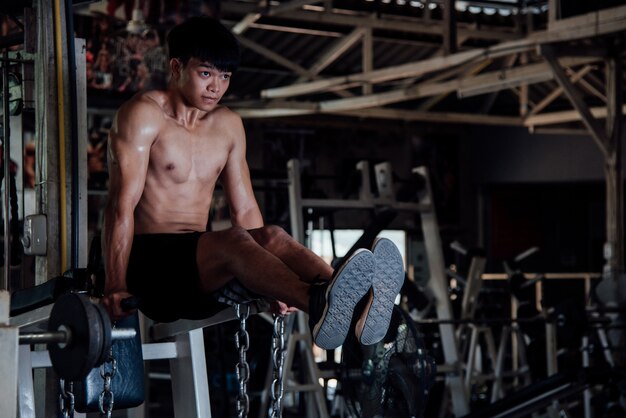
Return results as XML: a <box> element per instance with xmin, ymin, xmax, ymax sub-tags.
<box><xmin>235</xmin><ymin>303</ymin><xmax>251</xmax><ymax>418</ymax></box>
<box><xmin>58</xmin><ymin>379</ymin><xmax>75</xmax><ymax>418</ymax></box>
<box><xmin>270</xmin><ymin>314</ymin><xmax>286</xmax><ymax>418</ymax></box>
<box><xmin>98</xmin><ymin>346</ymin><xmax>117</xmax><ymax>417</ymax></box>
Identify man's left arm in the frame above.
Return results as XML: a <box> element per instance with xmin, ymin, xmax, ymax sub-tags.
<box><xmin>221</xmin><ymin>112</ymin><xmax>297</xmax><ymax>315</ymax></box>
<box><xmin>220</xmin><ymin>112</ymin><xmax>264</xmax><ymax>229</ymax></box>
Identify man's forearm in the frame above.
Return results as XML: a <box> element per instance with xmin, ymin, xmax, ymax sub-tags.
<box><xmin>103</xmin><ymin>208</ymin><xmax>134</xmax><ymax>294</ymax></box>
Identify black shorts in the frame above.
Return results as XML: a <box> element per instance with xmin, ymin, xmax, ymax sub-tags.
<box><xmin>126</xmin><ymin>232</ymin><xmax>260</xmax><ymax>322</ymax></box>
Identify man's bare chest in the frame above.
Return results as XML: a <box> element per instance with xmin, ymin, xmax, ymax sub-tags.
<box><xmin>148</xmin><ymin>128</ymin><xmax>230</xmax><ymax>184</ymax></box>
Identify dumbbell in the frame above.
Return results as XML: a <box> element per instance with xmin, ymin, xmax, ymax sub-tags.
<box><xmin>19</xmin><ymin>293</ymin><xmax>136</xmax><ymax>381</ymax></box>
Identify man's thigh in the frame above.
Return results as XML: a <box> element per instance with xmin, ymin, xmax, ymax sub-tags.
<box><xmin>195</xmin><ymin>227</ymin><xmax>248</xmax><ymax>293</ymax></box>
<box><xmin>197</xmin><ymin>227</ymin><xmax>269</xmax><ymax>307</ymax></box>
<box><xmin>126</xmin><ymin>232</ymin><xmax>216</xmax><ymax>321</ymax></box>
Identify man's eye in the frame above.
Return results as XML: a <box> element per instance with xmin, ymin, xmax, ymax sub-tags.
<box><xmin>221</xmin><ymin>74</ymin><xmax>231</xmax><ymax>80</ymax></box>
<box><xmin>201</xmin><ymin>71</ymin><xmax>210</xmax><ymax>77</ymax></box>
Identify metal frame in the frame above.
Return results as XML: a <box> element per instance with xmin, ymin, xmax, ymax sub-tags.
<box><xmin>12</xmin><ymin>299</ymin><xmax>268</xmax><ymax>418</ymax></box>
<box><xmin>0</xmin><ymin>290</ymin><xmax>19</xmax><ymax>418</ymax></box>
<box><xmin>287</xmin><ymin>158</ymin><xmax>469</xmax><ymax>416</ymax></box>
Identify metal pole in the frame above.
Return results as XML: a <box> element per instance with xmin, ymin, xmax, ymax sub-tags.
<box><xmin>19</xmin><ymin>330</ymin><xmax>69</xmax><ymax>345</ymax></box>
<box><xmin>415</xmin><ymin>166</ymin><xmax>469</xmax><ymax>415</ymax></box>
<box><xmin>0</xmin><ymin>290</ymin><xmax>19</xmax><ymax>418</ymax></box>
<box><xmin>287</xmin><ymin>159</ymin><xmax>304</xmax><ymax>243</ymax></box>
<box><xmin>64</xmin><ymin>0</ymin><xmax>80</xmax><ymax>270</ymax></box>
<box><xmin>19</xmin><ymin>328</ymin><xmax>136</xmax><ymax>345</ymax></box>
<box><xmin>2</xmin><ymin>51</ymin><xmax>11</xmax><ymax>291</ymax></box>
<box><xmin>603</xmin><ymin>54</ymin><xmax>624</xmax><ymax>278</ymax></box>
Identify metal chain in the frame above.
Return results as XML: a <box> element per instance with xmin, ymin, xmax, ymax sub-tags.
<box><xmin>58</xmin><ymin>379</ymin><xmax>75</xmax><ymax>418</ymax></box>
<box><xmin>98</xmin><ymin>347</ymin><xmax>117</xmax><ymax>418</ymax></box>
<box><xmin>235</xmin><ymin>303</ymin><xmax>251</xmax><ymax>418</ymax></box>
<box><xmin>270</xmin><ymin>314</ymin><xmax>286</xmax><ymax>418</ymax></box>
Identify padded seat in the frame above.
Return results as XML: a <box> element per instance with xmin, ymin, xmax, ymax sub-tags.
<box><xmin>10</xmin><ymin>269</ymin><xmax>92</xmax><ymax>317</ymax></box>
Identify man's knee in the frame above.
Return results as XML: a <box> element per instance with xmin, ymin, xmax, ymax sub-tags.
<box><xmin>200</xmin><ymin>226</ymin><xmax>255</xmax><ymax>255</ymax></box>
<box><xmin>197</xmin><ymin>226</ymin><xmax>256</xmax><ymax>282</ymax></box>
<box><xmin>249</xmin><ymin>224</ymin><xmax>290</xmax><ymax>250</ymax></box>
<box><xmin>223</xmin><ymin>225</ymin><xmax>256</xmax><ymax>247</ymax></box>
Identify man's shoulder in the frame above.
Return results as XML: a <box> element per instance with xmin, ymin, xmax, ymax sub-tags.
<box><xmin>211</xmin><ymin>105</ymin><xmax>243</xmax><ymax>127</ymax></box>
<box><xmin>112</xmin><ymin>91</ymin><xmax>167</xmax><ymax>139</ymax></box>
<box><xmin>212</xmin><ymin>104</ymin><xmax>238</xmax><ymax>117</ymax></box>
<box><xmin>119</xmin><ymin>90</ymin><xmax>165</xmax><ymax>118</ymax></box>
<box><xmin>129</xmin><ymin>90</ymin><xmax>165</xmax><ymax>109</ymax></box>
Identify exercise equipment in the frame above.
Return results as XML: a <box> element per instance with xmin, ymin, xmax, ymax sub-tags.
<box><xmin>0</xmin><ymin>71</ymin><xmax>23</xmax><ymax>116</ymax></box>
<box><xmin>340</xmin><ymin>306</ymin><xmax>436</xmax><ymax>418</ymax></box>
<box><xmin>288</xmin><ymin>158</ymin><xmax>453</xmax><ymax>416</ymax></box>
<box><xmin>69</xmin><ymin>311</ymin><xmax>145</xmax><ymax>416</ymax></box>
<box><xmin>18</xmin><ymin>292</ymin><xmax>136</xmax><ymax>381</ymax></box>
<box><xmin>460</xmin><ymin>367</ymin><xmax>623</xmax><ymax>418</ymax></box>
<box><xmin>231</xmin><ymin>303</ymin><xmax>289</xmax><ymax>418</ymax></box>
<box><xmin>11</xmin><ymin>291</ymin><xmax>273</xmax><ymax>418</ymax></box>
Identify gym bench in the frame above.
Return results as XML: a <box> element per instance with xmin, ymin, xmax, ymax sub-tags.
<box><xmin>10</xmin><ymin>284</ymin><xmax>269</xmax><ymax>418</ymax></box>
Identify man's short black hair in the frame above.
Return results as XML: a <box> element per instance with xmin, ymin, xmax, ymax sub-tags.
<box><xmin>167</xmin><ymin>16</ymin><xmax>240</xmax><ymax>72</ymax></box>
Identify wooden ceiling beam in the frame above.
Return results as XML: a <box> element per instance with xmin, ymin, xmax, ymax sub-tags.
<box><xmin>258</xmin><ymin>5</ymin><xmax>626</xmax><ymax>100</ymax></box>
<box><xmin>457</xmin><ymin>57</ymin><xmax>597</xmax><ymax>98</ymax></box>
<box><xmin>524</xmin><ymin>105</ymin><xmax>626</xmax><ymax>127</ymax></box>
<box><xmin>236</xmin><ymin>105</ymin><xmax>523</xmax><ymax>126</ymax></box>
<box><xmin>334</xmin><ymin>108</ymin><xmax>522</xmax><ymax>126</ymax></box>
<box><xmin>542</xmin><ymin>44</ymin><xmax>608</xmax><ymax>158</ymax></box>
<box><xmin>222</xmin><ymin>1</ymin><xmax>519</xmax><ymax>41</ymax></box>
<box><xmin>265</xmin><ymin>0</ymin><xmax>323</xmax><ymax>16</ymax></box>
<box><xmin>239</xmin><ymin>56</ymin><xmax>598</xmax><ymax>119</ymax></box>
<box><xmin>261</xmin><ymin>47</ymin><xmax>517</xmax><ymax>99</ymax></box>
<box><xmin>566</xmin><ymin>67</ymin><xmax>607</xmax><ymax>103</ymax></box>
<box><xmin>226</xmin><ymin>2</ymin><xmax>626</xmax><ymax>124</ymax></box>
<box><xmin>443</xmin><ymin>0</ymin><xmax>457</xmax><ymax>54</ymax></box>
<box><xmin>232</xmin><ymin>13</ymin><xmax>261</xmax><ymax>35</ymax></box>
<box><xmin>304</xmin><ymin>27</ymin><xmax>365</xmax><ymax>79</ymax></box>
<box><xmin>237</xmin><ymin>35</ymin><xmax>311</xmax><ymax>77</ymax></box>
<box><xmin>283</xmin><ymin>9</ymin><xmax>518</xmax><ymax>41</ymax></box>
<box><xmin>544</xmin><ymin>4</ymin><xmax>626</xmax><ymax>41</ymax></box>
<box><xmin>528</xmin><ymin>65</ymin><xmax>593</xmax><ymax>117</ymax></box>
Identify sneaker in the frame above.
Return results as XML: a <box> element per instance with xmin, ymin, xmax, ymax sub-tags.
<box><xmin>356</xmin><ymin>237</ymin><xmax>405</xmax><ymax>345</ymax></box>
<box><xmin>308</xmin><ymin>248</ymin><xmax>375</xmax><ymax>349</ymax></box>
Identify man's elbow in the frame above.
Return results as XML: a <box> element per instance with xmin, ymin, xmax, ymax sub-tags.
<box><xmin>104</xmin><ymin>200</ymin><xmax>135</xmax><ymax>228</ymax></box>
<box><xmin>231</xmin><ymin>207</ymin><xmax>264</xmax><ymax>229</ymax></box>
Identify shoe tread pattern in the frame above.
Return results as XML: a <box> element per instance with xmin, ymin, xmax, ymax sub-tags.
<box><xmin>360</xmin><ymin>238</ymin><xmax>405</xmax><ymax>345</ymax></box>
<box><xmin>313</xmin><ymin>249</ymin><xmax>375</xmax><ymax>349</ymax></box>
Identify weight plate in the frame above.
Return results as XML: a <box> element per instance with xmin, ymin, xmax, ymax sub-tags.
<box><xmin>48</xmin><ymin>293</ymin><xmax>105</xmax><ymax>380</ymax></box>
<box><xmin>93</xmin><ymin>301</ymin><xmax>112</xmax><ymax>367</ymax></box>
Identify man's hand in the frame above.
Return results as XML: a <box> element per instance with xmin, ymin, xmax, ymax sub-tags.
<box><xmin>270</xmin><ymin>300</ymin><xmax>299</xmax><ymax>316</ymax></box>
<box><xmin>101</xmin><ymin>290</ymin><xmax>135</xmax><ymax>321</ymax></box>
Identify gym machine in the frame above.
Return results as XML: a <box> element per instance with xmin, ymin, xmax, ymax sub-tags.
<box><xmin>451</xmin><ymin>249</ymin><xmax>624</xmax><ymax>418</ymax></box>
<box><xmin>19</xmin><ymin>292</ymin><xmax>136</xmax><ymax>381</ymax></box>
<box><xmin>10</xmin><ymin>282</ymin><xmax>281</xmax><ymax>418</ymax></box>
<box><xmin>287</xmin><ymin>158</ymin><xmax>468</xmax><ymax>416</ymax></box>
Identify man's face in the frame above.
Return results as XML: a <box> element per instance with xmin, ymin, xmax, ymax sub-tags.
<box><xmin>173</xmin><ymin>57</ymin><xmax>232</xmax><ymax>111</ymax></box>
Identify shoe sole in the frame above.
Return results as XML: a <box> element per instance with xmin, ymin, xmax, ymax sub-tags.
<box><xmin>312</xmin><ymin>249</ymin><xmax>375</xmax><ymax>349</ymax></box>
<box><xmin>359</xmin><ymin>238</ymin><xmax>405</xmax><ymax>345</ymax></box>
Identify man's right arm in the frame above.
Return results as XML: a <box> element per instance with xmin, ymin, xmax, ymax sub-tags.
<box><xmin>101</xmin><ymin>97</ymin><xmax>158</xmax><ymax>319</ymax></box>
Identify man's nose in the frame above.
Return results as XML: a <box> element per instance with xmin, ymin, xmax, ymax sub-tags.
<box><xmin>208</xmin><ymin>80</ymin><xmax>219</xmax><ymax>93</ymax></box>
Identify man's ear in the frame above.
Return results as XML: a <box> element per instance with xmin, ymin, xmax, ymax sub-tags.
<box><xmin>169</xmin><ymin>58</ymin><xmax>182</xmax><ymax>79</ymax></box>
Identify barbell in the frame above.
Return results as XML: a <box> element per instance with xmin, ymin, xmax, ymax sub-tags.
<box><xmin>19</xmin><ymin>293</ymin><xmax>136</xmax><ymax>381</ymax></box>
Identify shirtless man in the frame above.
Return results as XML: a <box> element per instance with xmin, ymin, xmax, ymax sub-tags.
<box><xmin>100</xmin><ymin>16</ymin><xmax>405</xmax><ymax>349</ymax></box>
